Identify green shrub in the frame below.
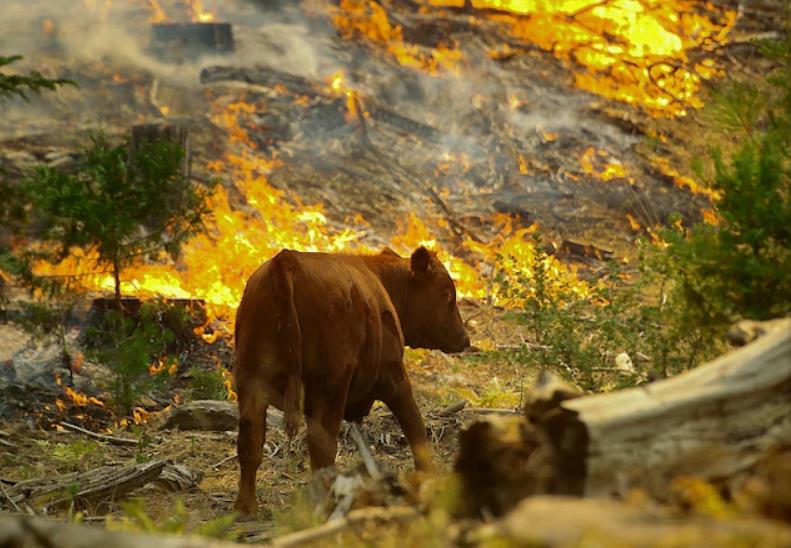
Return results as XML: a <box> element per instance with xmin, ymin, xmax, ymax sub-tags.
<box><xmin>663</xmin><ymin>29</ymin><xmax>791</xmax><ymax>329</ymax></box>
<box><xmin>503</xmin><ymin>242</ymin><xmax>721</xmax><ymax>392</ymax></box>
<box><xmin>87</xmin><ymin>304</ymin><xmax>177</xmax><ymax>416</ymax></box>
<box><xmin>23</xmin><ymin>132</ymin><xmax>215</xmax><ymax>308</ymax></box>
<box><xmin>110</xmin><ymin>498</ymin><xmax>237</xmax><ymax>540</ymax></box>
<box><xmin>189</xmin><ymin>365</ymin><xmax>227</xmax><ymax>401</ymax></box>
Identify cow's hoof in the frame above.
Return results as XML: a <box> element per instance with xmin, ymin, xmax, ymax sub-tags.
<box><xmin>233</xmin><ymin>500</ymin><xmax>258</xmax><ymax>521</ymax></box>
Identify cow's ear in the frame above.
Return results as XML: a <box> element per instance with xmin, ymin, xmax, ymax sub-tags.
<box><xmin>410</xmin><ymin>246</ymin><xmax>432</xmax><ymax>276</ymax></box>
<box><xmin>380</xmin><ymin>246</ymin><xmax>400</xmax><ymax>258</ymax></box>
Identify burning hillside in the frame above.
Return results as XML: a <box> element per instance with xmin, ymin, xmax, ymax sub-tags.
<box><xmin>0</xmin><ymin>0</ymin><xmax>741</xmax><ymax>336</ymax></box>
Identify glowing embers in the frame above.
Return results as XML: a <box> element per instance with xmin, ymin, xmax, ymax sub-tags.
<box><xmin>333</xmin><ymin>0</ymin><xmax>462</xmax><ymax>74</ymax></box>
<box><xmin>580</xmin><ymin>147</ymin><xmax>629</xmax><ymax>181</ymax></box>
<box><xmin>326</xmin><ymin>71</ymin><xmax>366</xmax><ymax>123</ymax></box>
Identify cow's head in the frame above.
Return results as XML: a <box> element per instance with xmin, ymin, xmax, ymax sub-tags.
<box><xmin>399</xmin><ymin>246</ymin><xmax>470</xmax><ymax>353</ymax></box>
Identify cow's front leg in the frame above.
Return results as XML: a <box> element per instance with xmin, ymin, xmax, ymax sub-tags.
<box><xmin>382</xmin><ymin>367</ymin><xmax>435</xmax><ymax>472</ymax></box>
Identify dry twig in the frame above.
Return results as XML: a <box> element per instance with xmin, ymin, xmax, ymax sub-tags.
<box><xmin>60</xmin><ymin>421</ymin><xmax>139</xmax><ymax>447</ymax></box>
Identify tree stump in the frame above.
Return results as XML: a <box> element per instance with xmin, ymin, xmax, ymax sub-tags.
<box><xmin>455</xmin><ymin>319</ymin><xmax>791</xmax><ymax>516</ymax></box>
<box><xmin>128</xmin><ymin>123</ymin><xmax>191</xmax><ymax>181</ymax></box>
<box><xmin>151</xmin><ymin>22</ymin><xmax>234</xmax><ymax>61</ymax></box>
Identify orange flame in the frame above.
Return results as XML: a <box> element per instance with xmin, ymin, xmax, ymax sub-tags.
<box><xmin>36</xmin><ymin>91</ymin><xmax>589</xmax><ymax>338</ymax></box>
<box><xmin>334</xmin><ymin>0</ymin><xmax>462</xmax><ymax>74</ymax></box>
<box><xmin>185</xmin><ymin>0</ymin><xmax>217</xmax><ymax>22</ymax></box>
<box><xmin>148</xmin><ymin>0</ymin><xmax>169</xmax><ymax>23</ymax></box>
<box><xmin>327</xmin><ymin>71</ymin><xmax>362</xmax><ymax>122</ymax></box>
<box><xmin>650</xmin><ymin>154</ymin><xmax>720</xmax><ymax>199</ymax></box>
<box><xmin>438</xmin><ymin>0</ymin><xmax>735</xmax><ymax>116</ymax></box>
<box><xmin>580</xmin><ymin>147</ymin><xmax>628</xmax><ymax>181</ymax></box>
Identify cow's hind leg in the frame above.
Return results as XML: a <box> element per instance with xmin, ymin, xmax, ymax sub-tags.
<box><xmin>304</xmin><ymin>379</ymin><xmax>350</xmax><ymax>471</ymax></box>
<box><xmin>382</xmin><ymin>369</ymin><xmax>435</xmax><ymax>472</ymax></box>
<box><xmin>234</xmin><ymin>381</ymin><xmax>267</xmax><ymax>518</ymax></box>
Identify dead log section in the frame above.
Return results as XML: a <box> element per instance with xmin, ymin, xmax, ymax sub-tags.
<box><xmin>456</xmin><ymin>320</ymin><xmax>791</xmax><ymax>515</ymax></box>
<box><xmin>0</xmin><ymin>514</ymin><xmax>244</xmax><ymax>548</ymax></box>
<box><xmin>5</xmin><ymin>460</ymin><xmax>167</xmax><ymax>513</ymax></box>
<box><xmin>476</xmin><ymin>496</ymin><xmax>791</xmax><ymax>546</ymax></box>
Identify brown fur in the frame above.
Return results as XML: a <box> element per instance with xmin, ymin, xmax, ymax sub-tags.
<box><xmin>232</xmin><ymin>246</ymin><xmax>469</xmax><ymax>517</ymax></box>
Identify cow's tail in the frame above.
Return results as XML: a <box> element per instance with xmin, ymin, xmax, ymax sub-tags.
<box><xmin>273</xmin><ymin>251</ymin><xmax>303</xmax><ymax>439</ymax></box>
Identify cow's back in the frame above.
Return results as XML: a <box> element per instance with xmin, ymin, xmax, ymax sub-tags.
<box><xmin>234</xmin><ymin>250</ymin><xmax>395</xmax><ymax>411</ymax></box>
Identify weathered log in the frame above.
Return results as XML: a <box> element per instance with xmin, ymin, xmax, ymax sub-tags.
<box><xmin>0</xmin><ymin>514</ymin><xmax>244</xmax><ymax>548</ymax></box>
<box><xmin>5</xmin><ymin>460</ymin><xmax>167</xmax><ymax>512</ymax></box>
<box><xmin>474</xmin><ymin>496</ymin><xmax>791</xmax><ymax>546</ymax></box>
<box><xmin>455</xmin><ymin>320</ymin><xmax>791</xmax><ymax>516</ymax></box>
<box><xmin>153</xmin><ymin>462</ymin><xmax>203</xmax><ymax>492</ymax></box>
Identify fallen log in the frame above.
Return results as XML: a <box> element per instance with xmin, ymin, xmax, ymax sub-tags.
<box><xmin>5</xmin><ymin>460</ymin><xmax>167</xmax><ymax>513</ymax></box>
<box><xmin>0</xmin><ymin>514</ymin><xmax>244</xmax><ymax>548</ymax></box>
<box><xmin>473</xmin><ymin>496</ymin><xmax>791</xmax><ymax>546</ymax></box>
<box><xmin>455</xmin><ymin>319</ymin><xmax>791</xmax><ymax>515</ymax></box>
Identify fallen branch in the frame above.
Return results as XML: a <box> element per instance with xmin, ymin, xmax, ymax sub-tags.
<box><xmin>348</xmin><ymin>423</ymin><xmax>381</xmax><ymax>480</ymax></box>
<box><xmin>211</xmin><ymin>453</ymin><xmax>237</xmax><ymax>470</ymax></box>
<box><xmin>434</xmin><ymin>400</ymin><xmax>467</xmax><ymax>417</ymax></box>
<box><xmin>271</xmin><ymin>506</ymin><xmax>420</xmax><ymax>547</ymax></box>
<box><xmin>466</xmin><ymin>407</ymin><xmax>519</xmax><ymax>416</ymax></box>
<box><xmin>0</xmin><ymin>480</ymin><xmax>21</xmax><ymax>513</ymax></box>
<box><xmin>5</xmin><ymin>460</ymin><xmax>167</xmax><ymax>512</ymax></box>
<box><xmin>60</xmin><ymin>421</ymin><xmax>139</xmax><ymax>447</ymax></box>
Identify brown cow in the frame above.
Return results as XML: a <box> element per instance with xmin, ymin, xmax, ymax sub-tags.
<box><xmin>232</xmin><ymin>246</ymin><xmax>469</xmax><ymax>516</ymax></box>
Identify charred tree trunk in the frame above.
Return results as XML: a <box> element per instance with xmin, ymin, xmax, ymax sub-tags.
<box><xmin>128</xmin><ymin>123</ymin><xmax>191</xmax><ymax>181</ymax></box>
<box><xmin>455</xmin><ymin>320</ymin><xmax>791</xmax><ymax>516</ymax></box>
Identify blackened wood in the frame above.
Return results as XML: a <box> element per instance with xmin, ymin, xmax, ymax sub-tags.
<box><xmin>129</xmin><ymin>123</ymin><xmax>191</xmax><ymax>180</ymax></box>
<box><xmin>151</xmin><ymin>22</ymin><xmax>234</xmax><ymax>60</ymax></box>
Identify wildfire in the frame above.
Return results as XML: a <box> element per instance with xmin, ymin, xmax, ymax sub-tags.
<box><xmin>146</xmin><ymin>0</ymin><xmax>217</xmax><ymax>23</ymax></box>
<box><xmin>431</xmin><ymin>0</ymin><xmax>735</xmax><ymax>116</ymax></box>
<box><xmin>649</xmin><ymin>154</ymin><xmax>720</xmax><ymax>199</ymax></box>
<box><xmin>54</xmin><ymin>373</ymin><xmax>106</xmax><ymax>412</ymax></box>
<box><xmin>148</xmin><ymin>0</ymin><xmax>169</xmax><ymax>23</ymax></box>
<box><xmin>36</xmin><ymin>83</ymin><xmax>589</xmax><ymax>339</ymax></box>
<box><xmin>185</xmin><ymin>0</ymin><xmax>216</xmax><ymax>22</ymax></box>
<box><xmin>334</xmin><ymin>0</ymin><xmax>462</xmax><ymax>74</ymax></box>
<box><xmin>580</xmin><ymin>147</ymin><xmax>628</xmax><ymax>181</ymax></box>
<box><xmin>327</xmin><ymin>71</ymin><xmax>362</xmax><ymax>122</ymax></box>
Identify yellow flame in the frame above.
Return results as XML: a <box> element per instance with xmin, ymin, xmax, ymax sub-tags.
<box><xmin>148</xmin><ymin>0</ymin><xmax>169</xmax><ymax>23</ymax></box>
<box><xmin>36</xmin><ymin>92</ymin><xmax>589</xmax><ymax>338</ymax></box>
<box><xmin>650</xmin><ymin>154</ymin><xmax>720</xmax><ymax>199</ymax></box>
<box><xmin>326</xmin><ymin>71</ymin><xmax>362</xmax><ymax>122</ymax></box>
<box><xmin>580</xmin><ymin>147</ymin><xmax>628</xmax><ymax>181</ymax></box>
<box><xmin>334</xmin><ymin>0</ymin><xmax>462</xmax><ymax>74</ymax></box>
<box><xmin>185</xmin><ymin>0</ymin><xmax>217</xmax><ymax>22</ymax></box>
<box><xmin>626</xmin><ymin>213</ymin><xmax>641</xmax><ymax>232</ymax></box>
<box><xmin>438</xmin><ymin>0</ymin><xmax>735</xmax><ymax>116</ymax></box>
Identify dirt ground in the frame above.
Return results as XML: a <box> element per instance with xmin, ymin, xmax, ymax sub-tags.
<box><xmin>0</xmin><ymin>300</ymin><xmax>532</xmax><ymax>540</ymax></box>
